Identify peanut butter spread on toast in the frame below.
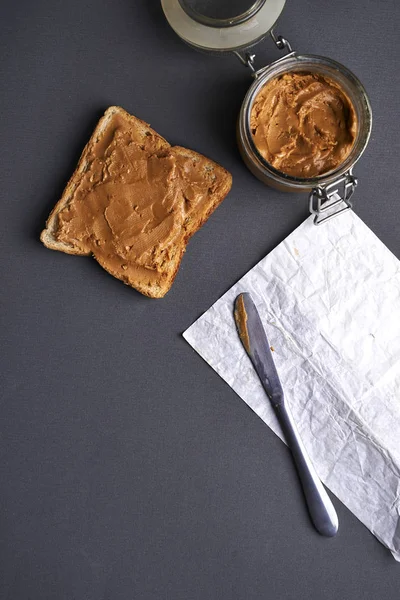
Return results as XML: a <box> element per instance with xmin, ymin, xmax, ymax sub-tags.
<box><xmin>55</xmin><ymin>112</ymin><xmax>226</xmax><ymax>288</ymax></box>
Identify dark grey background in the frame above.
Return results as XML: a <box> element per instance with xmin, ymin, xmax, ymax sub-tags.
<box><xmin>1</xmin><ymin>0</ymin><xmax>400</xmax><ymax>598</ymax></box>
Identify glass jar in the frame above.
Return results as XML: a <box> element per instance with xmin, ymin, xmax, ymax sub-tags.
<box><xmin>162</xmin><ymin>0</ymin><xmax>286</xmax><ymax>51</ymax></box>
<box><xmin>238</xmin><ymin>52</ymin><xmax>372</xmax><ymax>223</ymax></box>
<box><xmin>161</xmin><ymin>0</ymin><xmax>372</xmax><ymax>224</ymax></box>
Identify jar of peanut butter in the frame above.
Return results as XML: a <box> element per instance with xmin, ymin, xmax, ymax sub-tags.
<box><xmin>161</xmin><ymin>0</ymin><xmax>372</xmax><ymax>224</ymax></box>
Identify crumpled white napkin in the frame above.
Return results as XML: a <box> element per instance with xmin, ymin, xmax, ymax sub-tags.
<box><xmin>184</xmin><ymin>211</ymin><xmax>400</xmax><ymax>560</ymax></box>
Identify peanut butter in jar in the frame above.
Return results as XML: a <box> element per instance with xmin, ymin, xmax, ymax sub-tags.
<box><xmin>250</xmin><ymin>72</ymin><xmax>358</xmax><ymax>178</ymax></box>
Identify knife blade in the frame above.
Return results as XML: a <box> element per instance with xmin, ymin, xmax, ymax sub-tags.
<box><xmin>234</xmin><ymin>292</ymin><xmax>338</xmax><ymax>537</ymax></box>
<box><xmin>234</xmin><ymin>292</ymin><xmax>284</xmax><ymax>406</ymax></box>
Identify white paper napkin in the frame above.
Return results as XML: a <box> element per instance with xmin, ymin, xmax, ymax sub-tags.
<box><xmin>183</xmin><ymin>211</ymin><xmax>400</xmax><ymax>560</ymax></box>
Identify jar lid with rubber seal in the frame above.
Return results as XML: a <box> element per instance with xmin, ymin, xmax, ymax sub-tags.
<box><xmin>161</xmin><ymin>0</ymin><xmax>372</xmax><ymax>225</ymax></box>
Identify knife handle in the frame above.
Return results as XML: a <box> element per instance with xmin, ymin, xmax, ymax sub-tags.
<box><xmin>275</xmin><ymin>403</ymin><xmax>338</xmax><ymax>537</ymax></box>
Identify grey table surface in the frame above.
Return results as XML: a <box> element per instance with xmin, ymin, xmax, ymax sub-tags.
<box><xmin>1</xmin><ymin>0</ymin><xmax>400</xmax><ymax>598</ymax></box>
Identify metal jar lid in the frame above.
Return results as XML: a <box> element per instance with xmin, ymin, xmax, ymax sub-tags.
<box><xmin>161</xmin><ymin>0</ymin><xmax>286</xmax><ymax>52</ymax></box>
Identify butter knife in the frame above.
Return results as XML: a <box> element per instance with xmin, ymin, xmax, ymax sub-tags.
<box><xmin>234</xmin><ymin>292</ymin><xmax>338</xmax><ymax>537</ymax></box>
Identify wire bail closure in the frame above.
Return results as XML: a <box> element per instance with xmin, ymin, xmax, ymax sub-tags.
<box><xmin>309</xmin><ymin>172</ymin><xmax>358</xmax><ymax>225</ymax></box>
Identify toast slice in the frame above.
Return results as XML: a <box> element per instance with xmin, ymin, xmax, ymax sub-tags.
<box><xmin>41</xmin><ymin>106</ymin><xmax>232</xmax><ymax>298</ymax></box>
